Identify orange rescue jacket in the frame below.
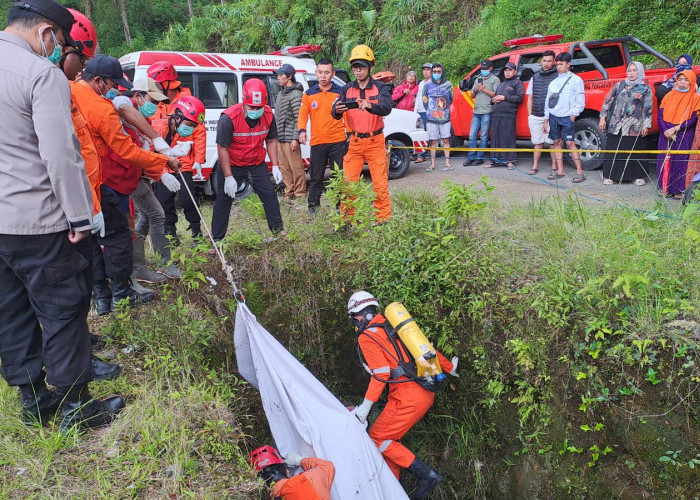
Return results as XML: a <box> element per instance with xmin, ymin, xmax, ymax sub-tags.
<box><xmin>271</xmin><ymin>457</ymin><xmax>335</xmax><ymax>500</ymax></box>
<box><xmin>297</xmin><ymin>83</ymin><xmax>346</xmax><ymax>146</ymax></box>
<box><xmin>153</xmin><ymin>87</ymin><xmax>193</xmax><ymax>120</ymax></box>
<box><xmin>71</xmin><ymin>80</ymin><xmax>168</xmax><ymax>182</ymax></box>
<box><xmin>358</xmin><ymin>314</ymin><xmax>454</xmax><ymax>402</ymax></box>
<box><xmin>69</xmin><ymin>85</ymin><xmax>101</xmax><ymax>214</ymax></box>
<box><xmin>332</xmin><ymin>78</ymin><xmax>393</xmax><ymax>135</ymax></box>
<box><xmin>152</xmin><ymin>119</ymin><xmax>206</xmax><ymax>173</ymax></box>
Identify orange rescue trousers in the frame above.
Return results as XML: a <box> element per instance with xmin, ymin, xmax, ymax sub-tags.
<box><xmin>342</xmin><ymin>134</ymin><xmax>391</xmax><ymax>221</ymax></box>
<box><xmin>368</xmin><ymin>382</ymin><xmax>435</xmax><ymax>478</ymax></box>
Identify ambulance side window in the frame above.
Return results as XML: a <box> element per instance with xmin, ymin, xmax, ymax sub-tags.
<box><xmin>177</xmin><ymin>73</ymin><xmax>194</xmax><ymax>92</ymax></box>
<box><xmin>194</xmin><ymin>73</ymin><xmax>237</xmax><ymax>109</ymax></box>
<box><xmin>242</xmin><ymin>74</ymin><xmax>281</xmax><ymax>109</ymax></box>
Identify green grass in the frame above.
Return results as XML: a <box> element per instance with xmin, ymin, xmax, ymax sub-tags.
<box><xmin>1</xmin><ymin>181</ymin><xmax>699</xmax><ymax>497</ymax></box>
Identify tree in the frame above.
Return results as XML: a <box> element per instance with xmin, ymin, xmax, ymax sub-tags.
<box><xmin>119</xmin><ymin>0</ymin><xmax>132</xmax><ymax>45</ymax></box>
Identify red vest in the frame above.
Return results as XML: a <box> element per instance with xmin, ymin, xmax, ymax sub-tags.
<box><xmin>222</xmin><ymin>104</ymin><xmax>273</xmax><ymax>167</ymax></box>
<box><xmin>101</xmin><ymin>126</ymin><xmax>144</xmax><ymax>196</ymax></box>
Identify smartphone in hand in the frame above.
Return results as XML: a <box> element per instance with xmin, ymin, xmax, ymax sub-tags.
<box><xmin>338</xmin><ymin>100</ymin><xmax>359</xmax><ymax>109</ymax></box>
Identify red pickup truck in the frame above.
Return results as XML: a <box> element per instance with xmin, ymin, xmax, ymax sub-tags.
<box><xmin>450</xmin><ymin>35</ymin><xmax>699</xmax><ymax>170</ymax></box>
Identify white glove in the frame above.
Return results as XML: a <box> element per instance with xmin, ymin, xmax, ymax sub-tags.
<box><xmin>91</xmin><ymin>211</ymin><xmax>105</xmax><ymax>237</ymax></box>
<box><xmin>224</xmin><ymin>176</ymin><xmax>238</xmax><ymax>198</ymax></box>
<box><xmin>284</xmin><ymin>453</ymin><xmax>303</xmax><ymax>467</ymax></box>
<box><xmin>351</xmin><ymin>398</ymin><xmax>374</xmax><ymax>424</ymax></box>
<box><xmin>192</xmin><ymin>162</ymin><xmax>204</xmax><ymax>180</ymax></box>
<box><xmin>152</xmin><ymin>136</ymin><xmax>171</xmax><ymax>155</ymax></box>
<box><xmin>449</xmin><ymin>356</ymin><xmax>459</xmax><ymax>378</ymax></box>
<box><xmin>170</xmin><ymin>140</ymin><xmax>192</xmax><ymax>157</ymax></box>
<box><xmin>272</xmin><ymin>165</ymin><xmax>283</xmax><ymax>184</ymax></box>
<box><xmin>141</xmin><ymin>138</ymin><xmax>151</xmax><ymax>151</ymax></box>
<box><xmin>160</xmin><ymin>172</ymin><xmax>181</xmax><ymax>193</ymax></box>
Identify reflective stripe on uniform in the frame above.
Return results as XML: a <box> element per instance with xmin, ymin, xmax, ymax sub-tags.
<box><xmin>378</xmin><ymin>440</ymin><xmax>393</xmax><ymax>453</ymax></box>
<box><xmin>231</xmin><ymin>130</ymin><xmax>270</xmax><ymax>137</ymax></box>
<box><xmin>372</xmin><ymin>366</ymin><xmax>390</xmax><ymax>374</ymax></box>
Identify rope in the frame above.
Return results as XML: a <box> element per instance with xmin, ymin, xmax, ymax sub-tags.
<box><xmin>176</xmin><ymin>171</ymin><xmax>245</xmax><ymax>303</ymax></box>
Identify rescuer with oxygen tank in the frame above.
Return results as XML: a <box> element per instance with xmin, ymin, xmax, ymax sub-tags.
<box><xmin>347</xmin><ymin>291</ymin><xmax>459</xmax><ymax>500</ymax></box>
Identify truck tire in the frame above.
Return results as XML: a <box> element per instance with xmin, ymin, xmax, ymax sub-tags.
<box><xmin>210</xmin><ymin>164</ymin><xmax>253</xmax><ymax>200</ymax></box>
<box><xmin>387</xmin><ymin>139</ymin><xmax>410</xmax><ymax>179</ymax></box>
<box><xmin>573</xmin><ymin>117</ymin><xmax>605</xmax><ymax>171</ymax></box>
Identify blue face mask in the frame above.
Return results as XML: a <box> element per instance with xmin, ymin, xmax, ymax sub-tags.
<box><xmin>677</xmin><ymin>86</ymin><xmax>690</xmax><ymax>93</ymax></box>
<box><xmin>48</xmin><ymin>45</ymin><xmax>61</xmax><ymax>65</ymax></box>
<box><xmin>138</xmin><ymin>100</ymin><xmax>158</xmax><ymax>118</ymax></box>
<box><xmin>177</xmin><ymin>124</ymin><xmax>194</xmax><ymax>137</ymax></box>
<box><xmin>480</xmin><ymin>70</ymin><xmax>491</xmax><ymax>76</ymax></box>
<box><xmin>105</xmin><ymin>89</ymin><xmax>119</xmax><ymax>100</ymax></box>
<box><xmin>246</xmin><ymin>108</ymin><xmax>264</xmax><ymax>120</ymax></box>
<box><xmin>431</xmin><ymin>73</ymin><xmax>441</xmax><ymax>82</ymax></box>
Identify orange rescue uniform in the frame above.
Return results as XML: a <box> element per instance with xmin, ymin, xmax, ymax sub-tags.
<box><xmin>297</xmin><ymin>83</ymin><xmax>347</xmax><ymax>146</ymax></box>
<box><xmin>358</xmin><ymin>314</ymin><xmax>454</xmax><ymax>478</ymax></box>
<box><xmin>270</xmin><ymin>457</ymin><xmax>335</xmax><ymax>500</ymax></box>
<box><xmin>151</xmin><ymin>119</ymin><xmax>206</xmax><ymax>173</ymax></box>
<box><xmin>332</xmin><ymin>78</ymin><xmax>393</xmax><ymax>221</ymax></box>
<box><xmin>70</xmin><ymin>80</ymin><xmax>169</xmax><ymax>181</ymax></box>
<box><xmin>153</xmin><ymin>87</ymin><xmax>193</xmax><ymax>120</ymax></box>
<box><xmin>68</xmin><ymin>85</ymin><xmax>101</xmax><ymax>214</ymax></box>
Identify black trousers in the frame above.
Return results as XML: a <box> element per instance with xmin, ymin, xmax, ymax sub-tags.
<box><xmin>154</xmin><ymin>171</ymin><xmax>201</xmax><ymax>238</ymax></box>
<box><xmin>211</xmin><ymin>162</ymin><xmax>284</xmax><ymax>241</ymax></box>
<box><xmin>0</xmin><ymin>231</ymin><xmax>94</xmax><ymax>389</ymax></box>
<box><xmin>308</xmin><ymin>140</ymin><xmax>346</xmax><ymax>208</ymax></box>
<box><xmin>92</xmin><ymin>185</ymin><xmax>133</xmax><ymax>281</ymax></box>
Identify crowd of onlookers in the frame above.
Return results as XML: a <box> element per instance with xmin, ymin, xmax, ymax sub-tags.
<box><xmin>386</xmin><ymin>51</ymin><xmax>700</xmax><ymax>196</ymax></box>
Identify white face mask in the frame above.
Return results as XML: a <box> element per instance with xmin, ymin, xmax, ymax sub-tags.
<box><xmin>38</xmin><ymin>26</ymin><xmax>61</xmax><ymax>64</ymax></box>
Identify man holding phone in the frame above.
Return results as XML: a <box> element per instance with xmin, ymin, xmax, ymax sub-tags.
<box><xmin>463</xmin><ymin>60</ymin><xmax>500</xmax><ymax>166</ymax></box>
<box><xmin>332</xmin><ymin>44</ymin><xmax>393</xmax><ymax>223</ymax></box>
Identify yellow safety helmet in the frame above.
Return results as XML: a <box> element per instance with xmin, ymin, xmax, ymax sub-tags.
<box><xmin>349</xmin><ymin>44</ymin><xmax>375</xmax><ymax>67</ymax></box>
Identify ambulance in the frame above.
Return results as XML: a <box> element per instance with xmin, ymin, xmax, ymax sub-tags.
<box><xmin>118</xmin><ymin>46</ymin><xmax>428</xmax><ymax>194</ymax></box>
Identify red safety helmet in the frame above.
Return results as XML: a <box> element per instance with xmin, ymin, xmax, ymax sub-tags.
<box><xmin>148</xmin><ymin>61</ymin><xmax>180</xmax><ymax>85</ymax></box>
<box><xmin>171</xmin><ymin>96</ymin><xmax>206</xmax><ymax>124</ymax></box>
<box><xmin>242</xmin><ymin>78</ymin><xmax>268</xmax><ymax>106</ymax></box>
<box><xmin>67</xmin><ymin>9</ymin><xmax>97</xmax><ymax>58</ymax></box>
<box><xmin>249</xmin><ymin>445</ymin><xmax>284</xmax><ymax>472</ymax></box>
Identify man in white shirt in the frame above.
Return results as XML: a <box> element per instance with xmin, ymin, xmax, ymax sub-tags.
<box><xmin>544</xmin><ymin>52</ymin><xmax>586</xmax><ymax>182</ymax></box>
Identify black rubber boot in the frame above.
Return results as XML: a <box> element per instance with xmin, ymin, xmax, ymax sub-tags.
<box><xmin>91</xmin><ymin>356</ymin><xmax>121</xmax><ymax>381</ymax></box>
<box><xmin>90</xmin><ymin>333</ymin><xmax>106</xmax><ymax>350</ymax></box>
<box><xmin>165</xmin><ymin>225</ymin><xmax>180</xmax><ymax>246</ymax></box>
<box><xmin>58</xmin><ymin>384</ymin><xmax>125</xmax><ymax>434</ymax></box>
<box><xmin>92</xmin><ymin>279</ymin><xmax>113</xmax><ymax>315</ymax></box>
<box><xmin>19</xmin><ymin>373</ymin><xmax>62</xmax><ymax>427</ymax></box>
<box><xmin>131</xmin><ymin>235</ymin><xmax>165</xmax><ymax>285</ymax></box>
<box><xmin>111</xmin><ymin>276</ymin><xmax>155</xmax><ymax>310</ymax></box>
<box><xmin>407</xmin><ymin>457</ymin><xmax>443</xmax><ymax>500</ymax></box>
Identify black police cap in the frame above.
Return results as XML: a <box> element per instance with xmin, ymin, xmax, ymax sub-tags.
<box><xmin>84</xmin><ymin>55</ymin><xmax>133</xmax><ymax>89</ymax></box>
<box><xmin>12</xmin><ymin>0</ymin><xmax>75</xmax><ymax>46</ymax></box>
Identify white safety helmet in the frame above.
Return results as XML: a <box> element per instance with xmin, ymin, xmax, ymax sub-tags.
<box><xmin>347</xmin><ymin>291</ymin><xmax>379</xmax><ymax>315</ymax></box>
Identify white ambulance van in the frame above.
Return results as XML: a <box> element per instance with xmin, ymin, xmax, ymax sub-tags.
<box><xmin>118</xmin><ymin>48</ymin><xmax>428</xmax><ymax>193</ymax></box>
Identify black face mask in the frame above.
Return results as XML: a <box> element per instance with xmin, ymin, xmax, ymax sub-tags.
<box><xmin>350</xmin><ymin>312</ymin><xmax>374</xmax><ymax>334</ymax></box>
<box><xmin>58</xmin><ymin>49</ymin><xmax>87</xmax><ymax>71</ymax></box>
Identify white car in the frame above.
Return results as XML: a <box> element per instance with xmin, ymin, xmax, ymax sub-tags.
<box><xmin>119</xmin><ymin>48</ymin><xmax>428</xmax><ymax>194</ymax></box>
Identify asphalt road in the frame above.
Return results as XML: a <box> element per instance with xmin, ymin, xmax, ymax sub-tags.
<box><xmin>388</xmin><ymin>150</ymin><xmax>671</xmax><ymax>210</ymax></box>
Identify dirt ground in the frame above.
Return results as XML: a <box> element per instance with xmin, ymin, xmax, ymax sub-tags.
<box><xmin>388</xmin><ymin>151</ymin><xmax>673</xmax><ymax>211</ymax></box>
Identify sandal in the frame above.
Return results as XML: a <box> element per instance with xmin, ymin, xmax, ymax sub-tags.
<box><xmin>527</xmin><ymin>168</ymin><xmax>538</xmax><ymax>175</ymax></box>
<box><xmin>507</xmin><ymin>163</ymin><xmax>516</xmax><ymax>170</ymax></box>
<box><xmin>603</xmin><ymin>178</ymin><xmax>615</xmax><ymax>185</ymax></box>
<box><xmin>547</xmin><ymin>171</ymin><xmax>565</xmax><ymax>180</ymax></box>
<box><xmin>425</xmin><ymin>166</ymin><xmax>435</xmax><ymax>172</ymax></box>
<box><xmin>441</xmin><ymin>165</ymin><xmax>455</xmax><ymax>171</ymax></box>
<box><xmin>415</xmin><ymin>157</ymin><xmax>425</xmax><ymax>163</ymax></box>
<box><xmin>572</xmin><ymin>174</ymin><xmax>587</xmax><ymax>183</ymax></box>
<box><xmin>634</xmin><ymin>178</ymin><xmax>646</xmax><ymax>186</ymax></box>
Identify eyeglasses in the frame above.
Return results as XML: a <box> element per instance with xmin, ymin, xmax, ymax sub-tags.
<box><xmin>351</xmin><ymin>64</ymin><xmax>366</xmax><ymax>70</ymax></box>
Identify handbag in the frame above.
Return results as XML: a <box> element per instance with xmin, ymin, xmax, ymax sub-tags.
<box><xmin>548</xmin><ymin>75</ymin><xmax>573</xmax><ymax>108</ymax></box>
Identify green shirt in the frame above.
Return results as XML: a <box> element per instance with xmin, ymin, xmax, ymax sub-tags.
<box><xmin>470</xmin><ymin>73</ymin><xmax>500</xmax><ymax>114</ymax></box>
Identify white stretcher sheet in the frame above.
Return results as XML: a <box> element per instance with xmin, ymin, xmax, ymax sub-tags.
<box><xmin>234</xmin><ymin>302</ymin><xmax>408</xmax><ymax>500</ymax></box>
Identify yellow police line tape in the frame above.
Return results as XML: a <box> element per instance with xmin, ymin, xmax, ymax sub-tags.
<box><xmin>387</xmin><ymin>145</ymin><xmax>700</xmax><ymax>155</ymax></box>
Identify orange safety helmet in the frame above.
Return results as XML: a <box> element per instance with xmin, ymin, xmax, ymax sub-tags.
<box><xmin>67</xmin><ymin>9</ymin><xmax>97</xmax><ymax>58</ymax></box>
<box><xmin>242</xmin><ymin>78</ymin><xmax>268</xmax><ymax>106</ymax></box>
<box><xmin>249</xmin><ymin>445</ymin><xmax>284</xmax><ymax>472</ymax></box>
<box><xmin>372</xmin><ymin>71</ymin><xmax>396</xmax><ymax>83</ymax></box>
<box><xmin>171</xmin><ymin>95</ymin><xmax>206</xmax><ymax>124</ymax></box>
<box><xmin>148</xmin><ymin>61</ymin><xmax>180</xmax><ymax>84</ymax></box>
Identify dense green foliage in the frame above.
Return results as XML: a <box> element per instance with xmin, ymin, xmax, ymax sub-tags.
<box><xmin>2</xmin><ymin>0</ymin><xmax>698</xmax><ymax>80</ymax></box>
